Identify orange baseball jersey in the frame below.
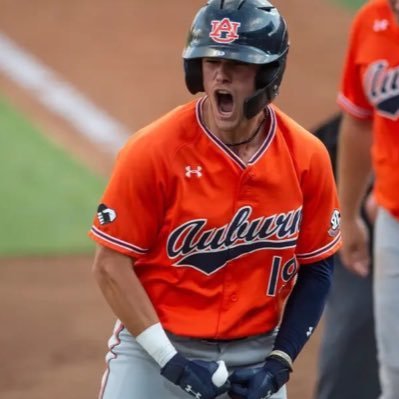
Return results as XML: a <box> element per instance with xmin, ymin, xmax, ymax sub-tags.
<box><xmin>89</xmin><ymin>97</ymin><xmax>341</xmax><ymax>339</ymax></box>
<box><xmin>337</xmin><ymin>0</ymin><xmax>399</xmax><ymax>218</ymax></box>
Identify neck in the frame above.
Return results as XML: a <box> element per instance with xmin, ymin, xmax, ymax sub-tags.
<box><xmin>224</xmin><ymin>115</ymin><xmax>266</xmax><ymax>147</ymax></box>
<box><xmin>202</xmin><ymin>99</ymin><xmax>269</xmax><ymax>148</ymax></box>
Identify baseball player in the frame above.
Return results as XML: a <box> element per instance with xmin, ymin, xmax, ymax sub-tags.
<box><xmin>89</xmin><ymin>1</ymin><xmax>342</xmax><ymax>398</ymax></box>
<box><xmin>336</xmin><ymin>1</ymin><xmax>399</xmax><ymax>398</ymax></box>
<box><xmin>313</xmin><ymin>114</ymin><xmax>380</xmax><ymax>399</ymax></box>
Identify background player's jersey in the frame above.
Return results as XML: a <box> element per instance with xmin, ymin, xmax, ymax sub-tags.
<box><xmin>337</xmin><ymin>0</ymin><xmax>399</xmax><ymax>218</ymax></box>
<box><xmin>89</xmin><ymin>98</ymin><xmax>341</xmax><ymax>339</ymax></box>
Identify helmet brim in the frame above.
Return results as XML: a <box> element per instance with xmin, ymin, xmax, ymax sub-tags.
<box><xmin>183</xmin><ymin>44</ymin><xmax>286</xmax><ymax>65</ymax></box>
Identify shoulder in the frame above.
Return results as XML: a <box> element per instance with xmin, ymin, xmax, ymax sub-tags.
<box><xmin>272</xmin><ymin>105</ymin><xmax>330</xmax><ymax>163</ymax></box>
<box><xmin>118</xmin><ymin>99</ymin><xmax>199</xmax><ymax>164</ymax></box>
<box><xmin>351</xmin><ymin>0</ymin><xmax>393</xmax><ymax>34</ymax></box>
<box><xmin>362</xmin><ymin>0</ymin><xmax>392</xmax><ymax>16</ymax></box>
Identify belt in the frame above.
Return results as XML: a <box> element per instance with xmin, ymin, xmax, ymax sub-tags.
<box><xmin>200</xmin><ymin>336</ymin><xmax>249</xmax><ymax>343</ymax></box>
<box><xmin>166</xmin><ymin>329</ymin><xmax>276</xmax><ymax>344</ymax></box>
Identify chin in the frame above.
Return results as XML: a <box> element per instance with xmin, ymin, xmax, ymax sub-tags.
<box><xmin>215</xmin><ymin>110</ymin><xmax>242</xmax><ymax>131</ymax></box>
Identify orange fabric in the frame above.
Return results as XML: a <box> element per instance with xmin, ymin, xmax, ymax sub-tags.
<box><xmin>89</xmin><ymin>97</ymin><xmax>341</xmax><ymax>339</ymax></box>
<box><xmin>337</xmin><ymin>0</ymin><xmax>399</xmax><ymax>218</ymax></box>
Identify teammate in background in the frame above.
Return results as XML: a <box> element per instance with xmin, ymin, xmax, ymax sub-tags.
<box><xmin>89</xmin><ymin>1</ymin><xmax>341</xmax><ymax>398</ymax></box>
<box><xmin>336</xmin><ymin>1</ymin><xmax>399</xmax><ymax>398</ymax></box>
<box><xmin>313</xmin><ymin>114</ymin><xmax>380</xmax><ymax>399</ymax></box>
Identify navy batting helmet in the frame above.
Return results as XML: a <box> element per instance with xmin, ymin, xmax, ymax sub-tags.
<box><xmin>182</xmin><ymin>0</ymin><xmax>289</xmax><ymax>119</ymax></box>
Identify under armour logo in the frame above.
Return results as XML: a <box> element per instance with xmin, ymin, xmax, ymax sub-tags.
<box><xmin>97</xmin><ymin>204</ymin><xmax>117</xmax><ymax>225</ymax></box>
<box><xmin>306</xmin><ymin>326</ymin><xmax>314</xmax><ymax>337</ymax></box>
<box><xmin>373</xmin><ymin>19</ymin><xmax>389</xmax><ymax>32</ymax></box>
<box><xmin>185</xmin><ymin>385</ymin><xmax>202</xmax><ymax>399</ymax></box>
<box><xmin>209</xmin><ymin>18</ymin><xmax>241</xmax><ymax>43</ymax></box>
<box><xmin>185</xmin><ymin>166</ymin><xmax>202</xmax><ymax>178</ymax></box>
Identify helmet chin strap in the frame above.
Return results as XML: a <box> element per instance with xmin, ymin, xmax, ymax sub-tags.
<box><xmin>243</xmin><ymin>75</ymin><xmax>281</xmax><ymax>119</ymax></box>
<box><xmin>244</xmin><ymin>88</ymin><xmax>270</xmax><ymax>119</ymax></box>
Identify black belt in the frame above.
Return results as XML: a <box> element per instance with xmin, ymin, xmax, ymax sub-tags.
<box><xmin>166</xmin><ymin>329</ymin><xmax>275</xmax><ymax>343</ymax></box>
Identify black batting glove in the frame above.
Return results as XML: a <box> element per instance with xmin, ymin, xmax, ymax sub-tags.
<box><xmin>161</xmin><ymin>353</ymin><xmax>230</xmax><ymax>399</ymax></box>
<box><xmin>228</xmin><ymin>355</ymin><xmax>292</xmax><ymax>399</ymax></box>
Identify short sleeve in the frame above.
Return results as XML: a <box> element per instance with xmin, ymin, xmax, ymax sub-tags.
<box><xmin>295</xmin><ymin>142</ymin><xmax>342</xmax><ymax>264</ymax></box>
<box><xmin>337</xmin><ymin>12</ymin><xmax>374</xmax><ymax>119</ymax></box>
<box><xmin>88</xmin><ymin>137</ymin><xmax>166</xmax><ymax>258</ymax></box>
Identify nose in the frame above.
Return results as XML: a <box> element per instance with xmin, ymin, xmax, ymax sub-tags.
<box><xmin>215</xmin><ymin>61</ymin><xmax>231</xmax><ymax>83</ymax></box>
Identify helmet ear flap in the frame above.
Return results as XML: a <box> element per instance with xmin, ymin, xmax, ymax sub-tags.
<box><xmin>244</xmin><ymin>55</ymin><xmax>288</xmax><ymax>118</ymax></box>
<box><xmin>255</xmin><ymin>56</ymin><xmax>287</xmax><ymax>99</ymax></box>
<box><xmin>255</xmin><ymin>60</ymin><xmax>281</xmax><ymax>89</ymax></box>
<box><xmin>184</xmin><ymin>59</ymin><xmax>204</xmax><ymax>94</ymax></box>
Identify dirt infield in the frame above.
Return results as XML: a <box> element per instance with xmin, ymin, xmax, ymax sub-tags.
<box><xmin>0</xmin><ymin>1</ymin><xmax>354</xmax><ymax>398</ymax></box>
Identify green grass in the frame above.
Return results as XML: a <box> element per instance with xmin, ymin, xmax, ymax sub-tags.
<box><xmin>331</xmin><ymin>0</ymin><xmax>366</xmax><ymax>10</ymax></box>
<box><xmin>0</xmin><ymin>97</ymin><xmax>106</xmax><ymax>256</ymax></box>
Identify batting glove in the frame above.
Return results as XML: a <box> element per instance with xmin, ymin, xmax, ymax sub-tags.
<box><xmin>161</xmin><ymin>353</ymin><xmax>229</xmax><ymax>399</ymax></box>
<box><xmin>228</xmin><ymin>354</ymin><xmax>292</xmax><ymax>399</ymax></box>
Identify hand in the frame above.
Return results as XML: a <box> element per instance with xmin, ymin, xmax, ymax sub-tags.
<box><xmin>339</xmin><ymin>216</ymin><xmax>370</xmax><ymax>277</ymax></box>
<box><xmin>228</xmin><ymin>357</ymin><xmax>291</xmax><ymax>399</ymax></box>
<box><xmin>161</xmin><ymin>353</ymin><xmax>229</xmax><ymax>399</ymax></box>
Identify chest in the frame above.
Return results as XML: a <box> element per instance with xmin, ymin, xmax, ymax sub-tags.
<box><xmin>164</xmin><ymin>140</ymin><xmax>303</xmax><ymax>232</ymax></box>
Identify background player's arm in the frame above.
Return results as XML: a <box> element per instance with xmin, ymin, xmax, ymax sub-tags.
<box><xmin>337</xmin><ymin>113</ymin><xmax>373</xmax><ymax>276</ymax></box>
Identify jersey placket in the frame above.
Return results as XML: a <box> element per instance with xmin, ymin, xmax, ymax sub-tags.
<box><xmin>217</xmin><ymin>166</ymin><xmax>256</xmax><ymax>334</ymax></box>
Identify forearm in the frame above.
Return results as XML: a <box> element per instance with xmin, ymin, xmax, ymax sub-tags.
<box><xmin>93</xmin><ymin>245</ymin><xmax>180</xmax><ymax>366</ymax></box>
<box><xmin>273</xmin><ymin>256</ymin><xmax>334</xmax><ymax>361</ymax></box>
<box><xmin>92</xmin><ymin>244</ymin><xmax>159</xmax><ymax>336</ymax></box>
<box><xmin>337</xmin><ymin>113</ymin><xmax>373</xmax><ymax>219</ymax></box>
<box><xmin>92</xmin><ymin>244</ymin><xmax>229</xmax><ymax>394</ymax></box>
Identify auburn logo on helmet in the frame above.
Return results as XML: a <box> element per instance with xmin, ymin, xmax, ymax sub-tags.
<box><xmin>209</xmin><ymin>18</ymin><xmax>241</xmax><ymax>43</ymax></box>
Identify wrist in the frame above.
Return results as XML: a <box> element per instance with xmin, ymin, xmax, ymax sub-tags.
<box><xmin>267</xmin><ymin>350</ymin><xmax>293</xmax><ymax>371</ymax></box>
<box><xmin>135</xmin><ymin>322</ymin><xmax>177</xmax><ymax>367</ymax></box>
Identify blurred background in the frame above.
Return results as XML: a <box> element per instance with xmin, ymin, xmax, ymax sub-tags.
<box><xmin>0</xmin><ymin>0</ymin><xmax>363</xmax><ymax>398</ymax></box>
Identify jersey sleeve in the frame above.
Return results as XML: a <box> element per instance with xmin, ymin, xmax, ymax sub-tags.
<box><xmin>295</xmin><ymin>141</ymin><xmax>342</xmax><ymax>264</ymax></box>
<box><xmin>88</xmin><ymin>137</ymin><xmax>166</xmax><ymax>258</ymax></box>
<box><xmin>337</xmin><ymin>11</ymin><xmax>374</xmax><ymax>120</ymax></box>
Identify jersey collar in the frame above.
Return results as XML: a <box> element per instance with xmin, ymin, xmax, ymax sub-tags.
<box><xmin>195</xmin><ymin>96</ymin><xmax>277</xmax><ymax>169</ymax></box>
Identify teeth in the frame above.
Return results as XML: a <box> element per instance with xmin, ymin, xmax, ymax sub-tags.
<box><xmin>217</xmin><ymin>90</ymin><xmax>230</xmax><ymax>94</ymax></box>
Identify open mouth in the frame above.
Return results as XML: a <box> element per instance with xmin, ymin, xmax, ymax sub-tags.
<box><xmin>215</xmin><ymin>90</ymin><xmax>234</xmax><ymax>115</ymax></box>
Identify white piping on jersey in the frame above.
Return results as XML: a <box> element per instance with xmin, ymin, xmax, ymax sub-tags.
<box><xmin>99</xmin><ymin>320</ymin><xmax>124</xmax><ymax>399</ymax></box>
<box><xmin>195</xmin><ymin>97</ymin><xmax>277</xmax><ymax>169</ymax></box>
<box><xmin>90</xmin><ymin>225</ymin><xmax>148</xmax><ymax>255</ymax></box>
<box><xmin>296</xmin><ymin>231</ymin><xmax>342</xmax><ymax>261</ymax></box>
<box><xmin>337</xmin><ymin>92</ymin><xmax>373</xmax><ymax>119</ymax></box>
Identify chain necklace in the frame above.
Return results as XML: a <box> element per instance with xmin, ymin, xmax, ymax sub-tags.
<box><xmin>225</xmin><ymin>110</ymin><xmax>267</xmax><ymax>147</ymax></box>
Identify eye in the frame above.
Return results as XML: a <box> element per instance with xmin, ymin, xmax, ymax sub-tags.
<box><xmin>204</xmin><ymin>58</ymin><xmax>219</xmax><ymax>64</ymax></box>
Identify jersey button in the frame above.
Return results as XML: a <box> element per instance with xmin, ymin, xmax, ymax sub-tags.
<box><xmin>230</xmin><ymin>293</ymin><xmax>238</xmax><ymax>302</ymax></box>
